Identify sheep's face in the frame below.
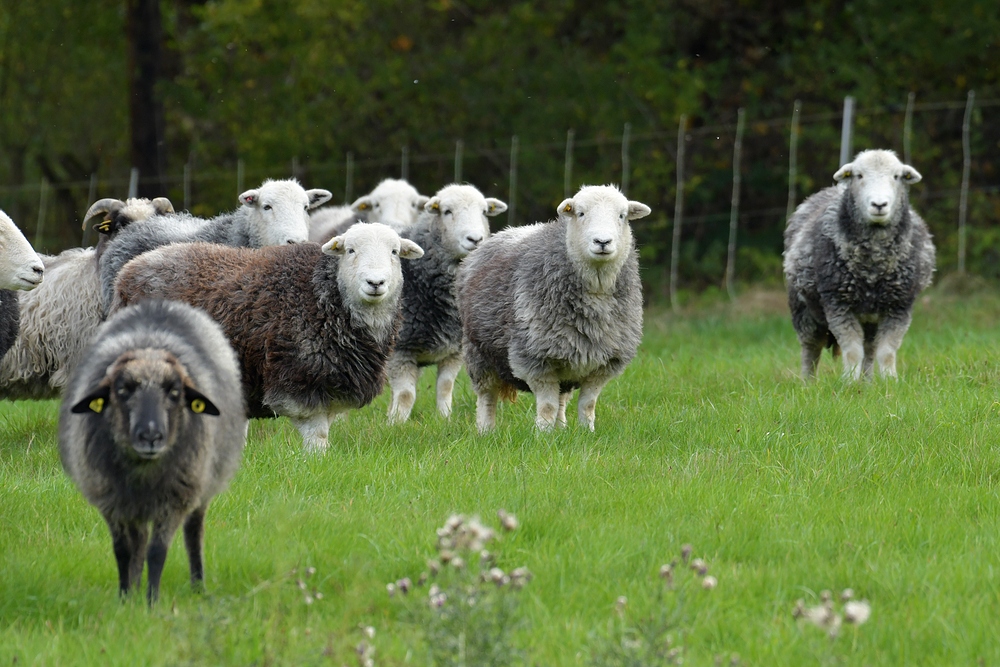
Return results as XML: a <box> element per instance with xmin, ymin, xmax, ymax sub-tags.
<box><xmin>324</xmin><ymin>223</ymin><xmax>424</xmax><ymax>305</ymax></box>
<box><xmin>0</xmin><ymin>211</ymin><xmax>44</xmax><ymax>291</ymax></box>
<box><xmin>834</xmin><ymin>150</ymin><xmax>921</xmax><ymax>225</ymax></box>
<box><xmin>240</xmin><ymin>179</ymin><xmax>333</xmax><ymax>246</ymax></box>
<box><xmin>424</xmin><ymin>185</ymin><xmax>507</xmax><ymax>258</ymax></box>
<box><xmin>352</xmin><ymin>179</ymin><xmax>429</xmax><ymax>232</ymax></box>
<box><xmin>558</xmin><ymin>186</ymin><xmax>651</xmax><ymax>265</ymax></box>
<box><xmin>70</xmin><ymin>349</ymin><xmax>220</xmax><ymax>461</ymax></box>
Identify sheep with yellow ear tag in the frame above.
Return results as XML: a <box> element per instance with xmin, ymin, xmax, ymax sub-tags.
<box><xmin>59</xmin><ymin>299</ymin><xmax>247</xmax><ymax>604</ymax></box>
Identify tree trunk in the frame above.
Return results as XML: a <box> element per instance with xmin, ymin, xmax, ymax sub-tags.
<box><xmin>127</xmin><ymin>0</ymin><xmax>166</xmax><ymax>198</ymax></box>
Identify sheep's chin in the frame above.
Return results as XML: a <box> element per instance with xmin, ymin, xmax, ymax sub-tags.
<box><xmin>358</xmin><ymin>289</ymin><xmax>388</xmax><ymax>304</ymax></box>
<box><xmin>866</xmin><ymin>215</ymin><xmax>891</xmax><ymax>226</ymax></box>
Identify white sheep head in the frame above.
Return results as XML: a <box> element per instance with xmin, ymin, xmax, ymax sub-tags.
<box><xmin>239</xmin><ymin>179</ymin><xmax>333</xmax><ymax>246</ymax></box>
<box><xmin>423</xmin><ymin>184</ymin><xmax>507</xmax><ymax>258</ymax></box>
<box><xmin>70</xmin><ymin>348</ymin><xmax>220</xmax><ymax>460</ymax></box>
<box><xmin>558</xmin><ymin>185</ymin><xmax>650</xmax><ymax>268</ymax></box>
<box><xmin>351</xmin><ymin>179</ymin><xmax>429</xmax><ymax>232</ymax></box>
<box><xmin>833</xmin><ymin>150</ymin><xmax>921</xmax><ymax>225</ymax></box>
<box><xmin>0</xmin><ymin>210</ymin><xmax>44</xmax><ymax>291</ymax></box>
<box><xmin>323</xmin><ymin>222</ymin><xmax>424</xmax><ymax>305</ymax></box>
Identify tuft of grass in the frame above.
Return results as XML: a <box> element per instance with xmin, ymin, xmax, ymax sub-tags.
<box><xmin>2</xmin><ymin>284</ymin><xmax>1000</xmax><ymax>665</ymax></box>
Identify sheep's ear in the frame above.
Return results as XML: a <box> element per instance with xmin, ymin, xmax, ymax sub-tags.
<box><xmin>351</xmin><ymin>196</ymin><xmax>373</xmax><ymax>214</ymax></box>
<box><xmin>70</xmin><ymin>384</ymin><xmax>111</xmax><ymax>414</ymax></box>
<box><xmin>399</xmin><ymin>239</ymin><xmax>425</xmax><ymax>260</ymax></box>
<box><xmin>627</xmin><ymin>201</ymin><xmax>651</xmax><ymax>221</ymax></box>
<box><xmin>901</xmin><ymin>166</ymin><xmax>922</xmax><ymax>184</ymax></box>
<box><xmin>424</xmin><ymin>197</ymin><xmax>442</xmax><ymax>214</ymax></box>
<box><xmin>833</xmin><ymin>164</ymin><xmax>853</xmax><ymax>183</ymax></box>
<box><xmin>183</xmin><ymin>385</ymin><xmax>221</xmax><ymax>416</ymax></box>
<box><xmin>557</xmin><ymin>198</ymin><xmax>575</xmax><ymax>219</ymax></box>
<box><xmin>151</xmin><ymin>197</ymin><xmax>175</xmax><ymax>215</ymax></box>
<box><xmin>414</xmin><ymin>195</ymin><xmax>430</xmax><ymax>210</ymax></box>
<box><xmin>239</xmin><ymin>189</ymin><xmax>260</xmax><ymax>207</ymax></box>
<box><xmin>321</xmin><ymin>236</ymin><xmax>347</xmax><ymax>256</ymax></box>
<box><xmin>306</xmin><ymin>189</ymin><xmax>333</xmax><ymax>210</ymax></box>
<box><xmin>484</xmin><ymin>198</ymin><xmax>508</xmax><ymax>216</ymax></box>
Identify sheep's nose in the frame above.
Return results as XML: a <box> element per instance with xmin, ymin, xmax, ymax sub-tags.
<box><xmin>872</xmin><ymin>201</ymin><xmax>888</xmax><ymax>212</ymax></box>
<box><xmin>466</xmin><ymin>234</ymin><xmax>483</xmax><ymax>247</ymax></box>
<box><xmin>286</xmin><ymin>239</ymin><xmax>298</xmax><ymax>245</ymax></box>
<box><xmin>367</xmin><ymin>278</ymin><xmax>386</xmax><ymax>289</ymax></box>
<box><xmin>135</xmin><ymin>423</ymin><xmax>164</xmax><ymax>450</ymax></box>
<box><xmin>31</xmin><ymin>265</ymin><xmax>44</xmax><ymax>277</ymax></box>
<box><xmin>593</xmin><ymin>237</ymin><xmax>613</xmax><ymax>249</ymax></box>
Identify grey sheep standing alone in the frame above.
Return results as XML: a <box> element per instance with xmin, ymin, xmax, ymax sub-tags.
<box><xmin>783</xmin><ymin>149</ymin><xmax>935</xmax><ymax>379</ymax></box>
<box><xmin>459</xmin><ymin>185</ymin><xmax>650</xmax><ymax>432</ymax></box>
<box><xmin>59</xmin><ymin>299</ymin><xmax>247</xmax><ymax>603</ymax></box>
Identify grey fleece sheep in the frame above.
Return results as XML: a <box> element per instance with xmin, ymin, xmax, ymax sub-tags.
<box><xmin>99</xmin><ymin>179</ymin><xmax>332</xmax><ymax>310</ymax></box>
<box><xmin>386</xmin><ymin>183</ymin><xmax>507</xmax><ymax>423</ymax></box>
<box><xmin>59</xmin><ymin>299</ymin><xmax>247</xmax><ymax>603</ymax></box>
<box><xmin>458</xmin><ymin>185</ymin><xmax>650</xmax><ymax>432</ymax></box>
<box><xmin>113</xmin><ymin>223</ymin><xmax>424</xmax><ymax>453</ymax></box>
<box><xmin>0</xmin><ymin>197</ymin><xmax>173</xmax><ymax>399</ymax></box>
<box><xmin>783</xmin><ymin>149</ymin><xmax>935</xmax><ymax>380</ymax></box>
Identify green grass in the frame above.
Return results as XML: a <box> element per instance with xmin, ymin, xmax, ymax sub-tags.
<box><xmin>3</xmin><ymin>285</ymin><xmax>1000</xmax><ymax>665</ymax></box>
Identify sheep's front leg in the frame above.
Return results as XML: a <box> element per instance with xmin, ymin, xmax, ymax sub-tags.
<box><xmin>387</xmin><ymin>355</ymin><xmax>420</xmax><ymax>423</ymax></box>
<box><xmin>577</xmin><ymin>376</ymin><xmax>611</xmax><ymax>431</ymax></box>
<box><xmin>290</xmin><ymin>412</ymin><xmax>332</xmax><ymax>453</ymax></box>
<box><xmin>474</xmin><ymin>381</ymin><xmax>499</xmax><ymax>433</ymax></box>
<box><xmin>557</xmin><ymin>391</ymin><xmax>573</xmax><ymax>428</ymax></box>
<box><xmin>874</xmin><ymin>313</ymin><xmax>912</xmax><ymax>378</ymax></box>
<box><xmin>824</xmin><ymin>308</ymin><xmax>865</xmax><ymax>380</ymax></box>
<box><xmin>526</xmin><ymin>378</ymin><xmax>561</xmax><ymax>431</ymax></box>
<box><xmin>435</xmin><ymin>354</ymin><xmax>463</xmax><ymax>419</ymax></box>
<box><xmin>146</xmin><ymin>514</ymin><xmax>183</xmax><ymax>604</ymax></box>
<box><xmin>183</xmin><ymin>506</ymin><xmax>207</xmax><ymax>590</ymax></box>
<box><xmin>110</xmin><ymin>520</ymin><xmax>149</xmax><ymax>597</ymax></box>
<box><xmin>799</xmin><ymin>340</ymin><xmax>824</xmax><ymax>379</ymax></box>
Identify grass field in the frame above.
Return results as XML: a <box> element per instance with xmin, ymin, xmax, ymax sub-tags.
<box><xmin>3</xmin><ymin>284</ymin><xmax>1000</xmax><ymax>665</ymax></box>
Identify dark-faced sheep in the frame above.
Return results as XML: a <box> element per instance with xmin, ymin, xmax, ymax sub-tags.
<box><xmin>59</xmin><ymin>299</ymin><xmax>247</xmax><ymax>603</ymax></box>
<box><xmin>99</xmin><ymin>179</ymin><xmax>332</xmax><ymax>311</ymax></box>
<box><xmin>0</xmin><ymin>209</ymin><xmax>45</xmax><ymax>361</ymax></box>
<box><xmin>458</xmin><ymin>185</ymin><xmax>649</xmax><ymax>432</ymax></box>
<box><xmin>783</xmin><ymin>149</ymin><xmax>935</xmax><ymax>379</ymax></box>
<box><xmin>387</xmin><ymin>183</ymin><xmax>507</xmax><ymax>423</ymax></box>
<box><xmin>0</xmin><ymin>197</ymin><xmax>173</xmax><ymax>399</ymax></box>
<box><xmin>309</xmin><ymin>178</ymin><xmax>428</xmax><ymax>243</ymax></box>
<box><xmin>113</xmin><ymin>223</ymin><xmax>424</xmax><ymax>452</ymax></box>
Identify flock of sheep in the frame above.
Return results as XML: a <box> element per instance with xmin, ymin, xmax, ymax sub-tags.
<box><xmin>0</xmin><ymin>147</ymin><xmax>934</xmax><ymax>602</ymax></box>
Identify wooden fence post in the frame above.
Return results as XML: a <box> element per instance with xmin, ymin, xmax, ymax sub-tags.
<box><xmin>726</xmin><ymin>108</ymin><xmax>746</xmax><ymax>301</ymax></box>
<box><xmin>670</xmin><ymin>115</ymin><xmax>687</xmax><ymax>313</ymax></box>
<box><xmin>958</xmin><ymin>90</ymin><xmax>975</xmax><ymax>274</ymax></box>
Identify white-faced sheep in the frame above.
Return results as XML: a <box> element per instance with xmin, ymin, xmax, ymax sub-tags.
<box><xmin>0</xmin><ymin>210</ymin><xmax>45</xmax><ymax>360</ymax></box>
<box><xmin>99</xmin><ymin>179</ymin><xmax>332</xmax><ymax>310</ymax></box>
<box><xmin>458</xmin><ymin>185</ymin><xmax>650</xmax><ymax>432</ymax></box>
<box><xmin>309</xmin><ymin>178</ymin><xmax>428</xmax><ymax>243</ymax></box>
<box><xmin>113</xmin><ymin>223</ymin><xmax>424</xmax><ymax>452</ymax></box>
<box><xmin>386</xmin><ymin>183</ymin><xmax>507</xmax><ymax>423</ymax></box>
<box><xmin>783</xmin><ymin>149</ymin><xmax>935</xmax><ymax>380</ymax></box>
<box><xmin>59</xmin><ymin>299</ymin><xmax>247</xmax><ymax>603</ymax></box>
<box><xmin>0</xmin><ymin>197</ymin><xmax>173</xmax><ymax>399</ymax></box>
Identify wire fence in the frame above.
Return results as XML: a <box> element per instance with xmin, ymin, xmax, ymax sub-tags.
<box><xmin>1</xmin><ymin>93</ymin><xmax>998</xmax><ymax>301</ymax></box>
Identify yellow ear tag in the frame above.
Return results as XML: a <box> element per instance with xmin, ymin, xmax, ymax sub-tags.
<box><xmin>564</xmin><ymin>204</ymin><xmax>572</xmax><ymax>212</ymax></box>
<box><xmin>489</xmin><ymin>204</ymin><xmax>495</xmax><ymax>213</ymax></box>
<box><xmin>431</xmin><ymin>203</ymin><xmax>440</xmax><ymax>211</ymax></box>
<box><xmin>359</xmin><ymin>203</ymin><xmax>369</xmax><ymax>210</ymax></box>
<box><xmin>89</xmin><ymin>398</ymin><xmax>104</xmax><ymax>413</ymax></box>
<box><xmin>95</xmin><ymin>221</ymin><xmax>111</xmax><ymax>233</ymax></box>
<box><xmin>190</xmin><ymin>399</ymin><xmax>206</xmax><ymax>414</ymax></box>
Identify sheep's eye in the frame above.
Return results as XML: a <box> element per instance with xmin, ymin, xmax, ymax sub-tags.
<box><xmin>444</xmin><ymin>209</ymin><xmax>452</xmax><ymax>216</ymax></box>
<box><xmin>348</xmin><ymin>248</ymin><xmax>355</xmax><ymax>254</ymax></box>
<box><xmin>856</xmin><ymin>174</ymin><xmax>863</xmax><ymax>180</ymax></box>
<box><xmin>392</xmin><ymin>249</ymin><xmax>399</xmax><ymax>256</ymax></box>
<box><xmin>578</xmin><ymin>211</ymin><xmax>585</xmax><ymax>218</ymax></box>
<box><xmin>263</xmin><ymin>204</ymin><xmax>272</xmax><ymax>211</ymax></box>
